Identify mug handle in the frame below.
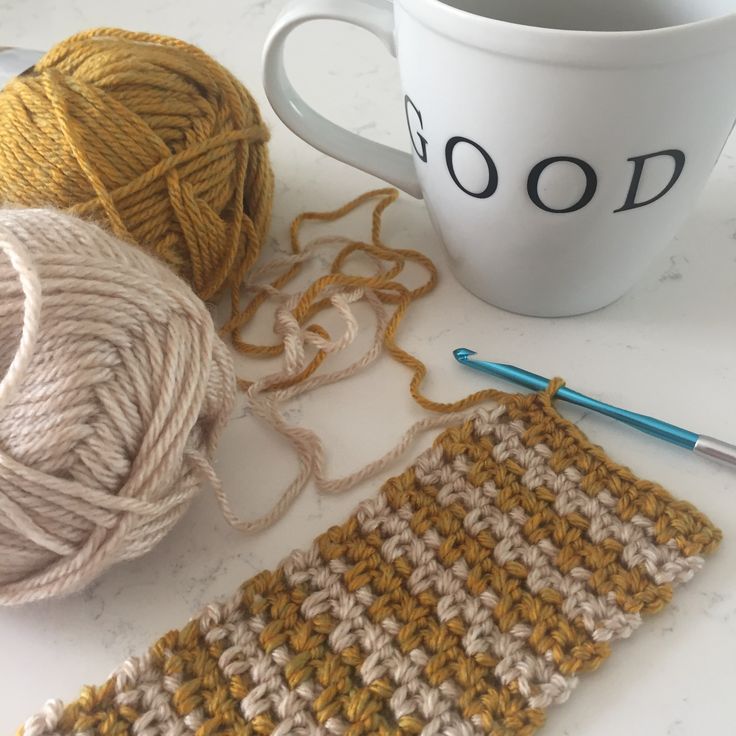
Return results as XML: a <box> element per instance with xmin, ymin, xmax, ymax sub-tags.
<box><xmin>262</xmin><ymin>0</ymin><xmax>422</xmax><ymax>197</ymax></box>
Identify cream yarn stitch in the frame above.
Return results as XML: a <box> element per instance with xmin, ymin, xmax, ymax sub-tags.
<box><xmin>0</xmin><ymin>208</ymin><xmax>235</xmax><ymax>606</ymax></box>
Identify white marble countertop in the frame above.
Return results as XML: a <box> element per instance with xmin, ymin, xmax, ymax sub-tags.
<box><xmin>0</xmin><ymin>1</ymin><xmax>734</xmax><ymax>734</ymax></box>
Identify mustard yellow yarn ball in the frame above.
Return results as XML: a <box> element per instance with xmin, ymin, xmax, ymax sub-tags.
<box><xmin>0</xmin><ymin>28</ymin><xmax>274</xmax><ymax>300</ymax></box>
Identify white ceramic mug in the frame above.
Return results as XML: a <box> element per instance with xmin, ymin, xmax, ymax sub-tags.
<box><xmin>263</xmin><ymin>0</ymin><xmax>736</xmax><ymax>316</ymax></box>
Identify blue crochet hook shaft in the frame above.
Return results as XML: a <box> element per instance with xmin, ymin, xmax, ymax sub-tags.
<box><xmin>454</xmin><ymin>348</ymin><xmax>736</xmax><ymax>468</ymax></box>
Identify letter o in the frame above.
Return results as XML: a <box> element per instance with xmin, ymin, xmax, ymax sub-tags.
<box><xmin>445</xmin><ymin>136</ymin><xmax>498</xmax><ymax>199</ymax></box>
<box><xmin>527</xmin><ymin>156</ymin><xmax>598</xmax><ymax>213</ymax></box>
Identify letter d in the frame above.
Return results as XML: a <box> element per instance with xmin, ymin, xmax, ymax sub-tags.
<box><xmin>615</xmin><ymin>149</ymin><xmax>686</xmax><ymax>212</ymax></box>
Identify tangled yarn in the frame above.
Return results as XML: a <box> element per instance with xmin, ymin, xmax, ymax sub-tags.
<box><xmin>0</xmin><ymin>207</ymin><xmax>235</xmax><ymax>606</ymax></box>
<box><xmin>0</xmin><ymin>28</ymin><xmax>273</xmax><ymax>301</ymax></box>
<box><xmin>213</xmin><ymin>189</ymin><xmax>516</xmax><ymax>532</ymax></box>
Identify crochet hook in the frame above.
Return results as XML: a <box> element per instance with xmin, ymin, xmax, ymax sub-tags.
<box><xmin>453</xmin><ymin>348</ymin><xmax>736</xmax><ymax>468</ymax></box>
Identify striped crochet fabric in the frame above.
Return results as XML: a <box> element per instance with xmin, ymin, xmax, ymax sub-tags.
<box><xmin>22</xmin><ymin>391</ymin><xmax>721</xmax><ymax>736</ymax></box>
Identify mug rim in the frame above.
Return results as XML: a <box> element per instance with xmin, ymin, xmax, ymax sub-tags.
<box><xmin>397</xmin><ymin>0</ymin><xmax>736</xmax><ymax>66</ymax></box>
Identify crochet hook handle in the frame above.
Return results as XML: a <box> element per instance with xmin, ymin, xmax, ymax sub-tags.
<box><xmin>453</xmin><ymin>348</ymin><xmax>736</xmax><ymax>468</ymax></box>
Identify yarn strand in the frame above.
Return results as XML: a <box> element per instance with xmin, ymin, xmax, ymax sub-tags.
<box><xmin>209</xmin><ymin>188</ymin><xmax>519</xmax><ymax>531</ymax></box>
<box><xmin>0</xmin><ymin>235</ymin><xmax>42</xmax><ymax>411</ymax></box>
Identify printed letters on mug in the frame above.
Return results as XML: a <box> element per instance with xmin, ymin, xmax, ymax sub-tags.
<box><xmin>406</xmin><ymin>95</ymin><xmax>687</xmax><ymax>214</ymax></box>
<box><xmin>404</xmin><ymin>95</ymin><xmax>428</xmax><ymax>163</ymax></box>
<box><xmin>614</xmin><ymin>150</ymin><xmax>687</xmax><ymax>212</ymax></box>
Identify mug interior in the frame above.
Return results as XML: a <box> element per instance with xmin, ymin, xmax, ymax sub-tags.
<box><xmin>438</xmin><ymin>0</ymin><xmax>735</xmax><ymax>31</ymax></box>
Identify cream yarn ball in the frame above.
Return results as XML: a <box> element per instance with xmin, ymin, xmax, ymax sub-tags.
<box><xmin>0</xmin><ymin>208</ymin><xmax>235</xmax><ymax>605</ymax></box>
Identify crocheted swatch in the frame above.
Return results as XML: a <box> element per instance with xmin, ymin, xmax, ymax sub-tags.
<box><xmin>22</xmin><ymin>391</ymin><xmax>721</xmax><ymax>736</ymax></box>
